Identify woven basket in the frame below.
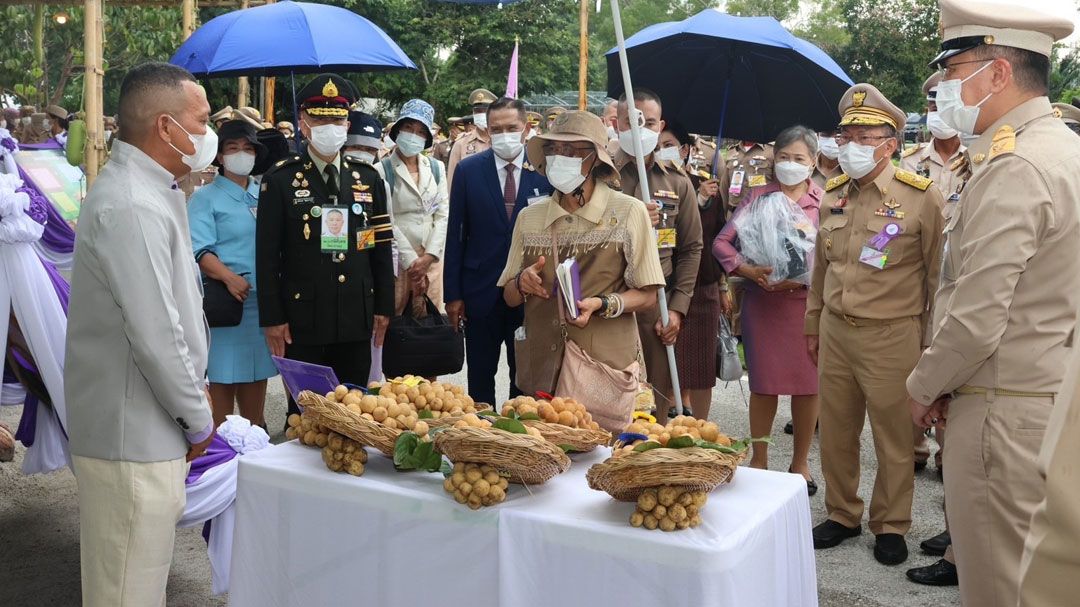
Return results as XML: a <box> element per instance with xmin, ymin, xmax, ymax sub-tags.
<box><xmin>521</xmin><ymin>420</ymin><xmax>612</xmax><ymax>452</ymax></box>
<box><xmin>424</xmin><ymin>405</ymin><xmax>494</xmax><ymax>429</ymax></box>
<box><xmin>586</xmin><ymin>447</ymin><xmax>745</xmax><ymax>502</ymax></box>
<box><xmin>433</xmin><ymin>426</ymin><xmax>571</xmax><ymax>485</ymax></box>
<box><xmin>298</xmin><ymin>391</ymin><xmax>401</xmax><ymax>457</ymax></box>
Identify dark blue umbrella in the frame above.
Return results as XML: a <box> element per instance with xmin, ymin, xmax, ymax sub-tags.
<box><xmin>170</xmin><ymin>0</ymin><xmax>416</xmax><ymax>78</ymax></box>
<box><xmin>605</xmin><ymin>8</ymin><xmax>853</xmax><ymax>143</ymax></box>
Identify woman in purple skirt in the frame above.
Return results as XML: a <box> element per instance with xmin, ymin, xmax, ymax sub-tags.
<box><xmin>713</xmin><ymin>125</ymin><xmax>821</xmax><ymax>495</ymax></box>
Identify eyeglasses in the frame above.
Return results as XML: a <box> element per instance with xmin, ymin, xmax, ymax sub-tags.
<box><xmin>834</xmin><ymin>134</ymin><xmax>893</xmax><ymax>146</ymax></box>
<box><xmin>542</xmin><ymin>142</ymin><xmax>596</xmax><ymax>157</ymax></box>
<box><xmin>939</xmin><ymin>58</ymin><xmax>992</xmax><ymax>79</ymax></box>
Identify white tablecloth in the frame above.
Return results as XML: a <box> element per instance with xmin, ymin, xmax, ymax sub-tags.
<box><xmin>229</xmin><ymin>442</ymin><xmax>817</xmax><ymax>607</ymax></box>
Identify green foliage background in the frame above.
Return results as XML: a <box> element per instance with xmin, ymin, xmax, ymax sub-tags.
<box><xmin>1</xmin><ymin>0</ymin><xmax>1076</xmax><ymax>124</ymax></box>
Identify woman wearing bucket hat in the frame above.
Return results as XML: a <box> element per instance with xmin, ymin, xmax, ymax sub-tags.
<box><xmin>188</xmin><ymin>120</ymin><xmax>275</xmax><ymax>428</ymax></box>
<box><xmin>497</xmin><ymin>110</ymin><xmax>666</xmax><ymax>402</ymax></box>
<box><xmin>374</xmin><ymin>99</ymin><xmax>450</xmax><ymax>317</ymax></box>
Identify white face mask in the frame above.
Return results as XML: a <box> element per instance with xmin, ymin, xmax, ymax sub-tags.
<box><xmin>605</xmin><ymin>125</ymin><xmax>618</xmax><ymax>140</ymax></box>
<box><xmin>545</xmin><ymin>154</ymin><xmax>588</xmax><ymax>193</ymax></box>
<box><xmin>838</xmin><ymin>140</ymin><xmax>887</xmax><ymax>180</ymax></box>
<box><xmin>306</xmin><ymin>122</ymin><xmax>348</xmax><ymax>157</ymax></box>
<box><xmin>655</xmin><ymin>146</ymin><xmax>684</xmax><ymax>168</ymax></box>
<box><xmin>935</xmin><ymin>61</ymin><xmax>994</xmax><ymax>138</ymax></box>
<box><xmin>350</xmin><ymin>150</ymin><xmax>376</xmax><ymax>165</ymax></box>
<box><xmin>618</xmin><ymin>126</ymin><xmax>660</xmax><ymax>157</ymax></box>
<box><xmin>222</xmin><ymin>151</ymin><xmax>255</xmax><ymax>177</ymax></box>
<box><xmin>817</xmin><ymin>136</ymin><xmax>839</xmax><ymax>160</ymax></box>
<box><xmin>43</xmin><ymin>119</ymin><xmax>52</xmax><ymax>131</ymax></box>
<box><xmin>774</xmin><ymin>160</ymin><xmax>812</xmax><ymax>186</ymax></box>
<box><xmin>395</xmin><ymin>131</ymin><xmax>427</xmax><ymax>157</ymax></box>
<box><xmin>491</xmin><ymin>131</ymin><xmax>524</xmax><ymax>161</ymax></box>
<box><xmin>104</xmin><ymin>130</ymin><xmax>114</xmax><ymax>142</ymax></box>
<box><xmin>472</xmin><ymin>112</ymin><xmax>488</xmax><ymax>130</ymax></box>
<box><xmin>926</xmin><ymin>111</ymin><xmax>959</xmax><ymax>140</ymax></box>
<box><xmin>0</xmin><ymin>120</ymin><xmax>6</xmax><ymax>129</ymax></box>
<box><xmin>167</xmin><ymin>115</ymin><xmax>218</xmax><ymax>173</ymax></box>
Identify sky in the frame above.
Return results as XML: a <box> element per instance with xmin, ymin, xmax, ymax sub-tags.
<box><xmin>981</xmin><ymin>0</ymin><xmax>1080</xmax><ymax>45</ymax></box>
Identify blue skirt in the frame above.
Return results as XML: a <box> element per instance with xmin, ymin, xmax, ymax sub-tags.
<box><xmin>207</xmin><ymin>291</ymin><xmax>277</xmax><ymax>384</ymax></box>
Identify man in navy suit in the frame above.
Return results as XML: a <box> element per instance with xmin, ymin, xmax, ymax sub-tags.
<box><xmin>445</xmin><ymin>97</ymin><xmax>553</xmax><ymax>408</ymax></box>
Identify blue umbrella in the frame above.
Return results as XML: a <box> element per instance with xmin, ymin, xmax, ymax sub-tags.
<box><xmin>170</xmin><ymin>0</ymin><xmax>416</xmax><ymax>78</ymax></box>
<box><xmin>605</xmin><ymin>8</ymin><xmax>853</xmax><ymax>143</ymax></box>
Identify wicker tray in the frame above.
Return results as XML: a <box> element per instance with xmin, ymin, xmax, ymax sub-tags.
<box><xmin>521</xmin><ymin>420</ymin><xmax>612</xmax><ymax>452</ymax></box>
<box><xmin>433</xmin><ymin>426</ymin><xmax>571</xmax><ymax>485</ymax></box>
<box><xmin>586</xmin><ymin>446</ymin><xmax>745</xmax><ymax>502</ymax></box>
<box><xmin>298</xmin><ymin>391</ymin><xmax>401</xmax><ymax>457</ymax></box>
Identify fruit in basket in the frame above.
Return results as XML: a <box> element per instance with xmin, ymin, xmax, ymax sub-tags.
<box><xmin>501</xmin><ymin>395</ymin><xmax>602</xmax><ymax>431</ymax></box>
<box><xmin>613</xmin><ymin>417</ymin><xmax>732</xmax><ymax>456</ymax></box>
<box><xmin>630</xmin><ymin>486</ymin><xmax>707</xmax><ymax>531</ymax></box>
<box><xmin>444</xmin><ymin>462</ymin><xmax>510</xmax><ymax>509</ymax></box>
<box><xmin>320</xmin><ymin>431</ymin><xmax>368</xmax><ymax>476</ymax></box>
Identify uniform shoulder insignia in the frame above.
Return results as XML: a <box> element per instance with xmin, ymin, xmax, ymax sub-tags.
<box><xmin>265</xmin><ymin>155</ymin><xmax>301</xmax><ymax>177</ymax></box>
<box><xmin>343</xmin><ymin>154</ymin><xmax>373</xmax><ymax>167</ymax></box>
<box><xmin>894</xmin><ymin>169</ymin><xmax>932</xmax><ymax>191</ymax></box>
<box><xmin>988</xmin><ymin>125</ymin><xmax>1016</xmax><ymax>161</ymax></box>
<box><xmin>949</xmin><ymin>157</ymin><xmax>966</xmax><ymax>172</ymax></box>
<box><xmin>901</xmin><ymin>145</ymin><xmax>920</xmax><ymax>158</ymax></box>
<box><xmin>824</xmin><ymin>174</ymin><xmax>850</xmax><ymax>192</ymax></box>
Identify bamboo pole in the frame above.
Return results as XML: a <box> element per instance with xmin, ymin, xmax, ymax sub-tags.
<box><xmin>83</xmin><ymin>0</ymin><xmax>103</xmax><ymax>185</ymax></box>
<box><xmin>237</xmin><ymin>0</ymin><xmax>249</xmax><ymax>107</ymax></box>
<box><xmin>182</xmin><ymin>0</ymin><xmax>196</xmax><ymax>40</ymax></box>
<box><xmin>578</xmin><ymin>0</ymin><xmax>588</xmax><ymax>110</ymax></box>
<box><xmin>263</xmin><ymin>0</ymin><xmax>276</xmax><ymax>121</ymax></box>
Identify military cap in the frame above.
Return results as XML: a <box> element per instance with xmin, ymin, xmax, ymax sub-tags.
<box><xmin>545</xmin><ymin>106</ymin><xmax>567</xmax><ymax>121</ymax></box>
<box><xmin>923</xmin><ymin>72</ymin><xmax>943</xmax><ymax>99</ymax></box>
<box><xmin>1052</xmin><ymin>102</ymin><xmax>1080</xmax><ymax>127</ymax></box>
<box><xmin>44</xmin><ymin>104</ymin><xmax>68</xmax><ymax>121</ymax></box>
<box><xmin>525</xmin><ymin>111</ymin><xmax>543</xmax><ymax>126</ymax></box>
<box><xmin>237</xmin><ymin>106</ymin><xmax>262</xmax><ymax>122</ymax></box>
<box><xmin>296</xmin><ymin>74</ymin><xmax>358</xmax><ymax>118</ymax></box>
<box><xmin>210</xmin><ymin>106</ymin><xmax>235</xmax><ymax>123</ymax></box>
<box><xmin>931</xmin><ymin>0</ymin><xmax>1074</xmax><ymax>66</ymax></box>
<box><xmin>346</xmin><ymin>110</ymin><xmax>383</xmax><ymax>149</ymax></box>
<box><xmin>276</xmin><ymin>120</ymin><xmax>294</xmax><ymax>132</ymax></box>
<box><xmin>837</xmin><ymin>83</ymin><xmax>906</xmax><ymax>132</ymax></box>
<box><xmin>469</xmin><ymin>88</ymin><xmax>498</xmax><ymax>106</ymax></box>
<box><xmin>448</xmin><ymin>116</ymin><xmax>463</xmax><ymax>125</ymax></box>
<box><xmin>526</xmin><ymin>110</ymin><xmax>616</xmax><ymax>178</ymax></box>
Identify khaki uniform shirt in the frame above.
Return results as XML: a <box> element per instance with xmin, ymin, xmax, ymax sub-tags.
<box><xmin>811</xmin><ymin>157</ymin><xmax>843</xmax><ymax>189</ymax></box>
<box><xmin>496</xmin><ymin>183</ymin><xmax>666</xmax><ymax>395</ymax></box>
<box><xmin>446</xmin><ymin>130</ymin><xmax>490</xmax><ymax>192</ymax></box>
<box><xmin>899</xmin><ymin>139</ymin><xmax>966</xmax><ymax>201</ymax></box>
<box><xmin>725</xmin><ymin>143</ymin><xmax>774</xmax><ymax>208</ymax></box>
<box><xmin>805</xmin><ymin>163</ymin><xmax>944</xmax><ymax>345</ymax></box>
<box><xmin>616</xmin><ymin>152</ymin><xmax>704</xmax><ymax>315</ymax></box>
<box><xmin>907</xmin><ymin>97</ymin><xmax>1080</xmax><ymax>405</ymax></box>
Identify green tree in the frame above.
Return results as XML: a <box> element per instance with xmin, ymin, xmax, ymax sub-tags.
<box><xmin>724</xmin><ymin>0</ymin><xmax>798</xmax><ymax>20</ymax></box>
<box><xmin>1050</xmin><ymin>45</ymin><xmax>1080</xmax><ymax>103</ymax></box>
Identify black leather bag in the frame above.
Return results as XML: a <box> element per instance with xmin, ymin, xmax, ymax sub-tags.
<box><xmin>202</xmin><ymin>276</ymin><xmax>243</xmax><ymax>328</ymax></box>
<box><xmin>382</xmin><ymin>295</ymin><xmax>465</xmax><ymax>378</ymax></box>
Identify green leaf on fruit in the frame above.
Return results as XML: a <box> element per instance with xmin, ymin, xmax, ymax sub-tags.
<box><xmin>666</xmin><ymin>435</ymin><xmax>696</xmax><ymax>449</ymax></box>
<box><xmin>632</xmin><ymin>441</ymin><xmax>663</xmax><ymax>453</ymax></box>
<box><xmin>418</xmin><ymin>409</ymin><xmax>433</xmax><ymax>419</ymax></box>
<box><xmin>493</xmin><ymin>417</ymin><xmax>527</xmax><ymax>434</ymax></box>
<box><xmin>518</xmin><ymin>412</ymin><xmax>541</xmax><ymax>421</ymax></box>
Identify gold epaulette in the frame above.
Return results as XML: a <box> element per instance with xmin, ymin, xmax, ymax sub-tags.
<box><xmin>824</xmin><ymin>174</ymin><xmax>850</xmax><ymax>192</ymax></box>
<box><xmin>949</xmin><ymin>157</ymin><xmax>966</xmax><ymax>172</ymax></box>
<box><xmin>988</xmin><ymin>125</ymin><xmax>1016</xmax><ymax>161</ymax></box>
<box><xmin>901</xmin><ymin>145</ymin><xmax>920</xmax><ymax>158</ymax></box>
<box><xmin>265</xmin><ymin>155</ymin><xmax>301</xmax><ymax>177</ymax></box>
<box><xmin>894</xmin><ymin>169</ymin><xmax>933</xmax><ymax>191</ymax></box>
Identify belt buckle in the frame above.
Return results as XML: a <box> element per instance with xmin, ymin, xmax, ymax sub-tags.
<box><xmin>843</xmin><ymin>314</ymin><xmax>857</xmax><ymax>326</ymax></box>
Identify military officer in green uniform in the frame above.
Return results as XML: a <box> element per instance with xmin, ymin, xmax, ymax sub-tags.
<box><xmin>256</xmin><ymin>74</ymin><xmax>395</xmax><ymax>420</ymax></box>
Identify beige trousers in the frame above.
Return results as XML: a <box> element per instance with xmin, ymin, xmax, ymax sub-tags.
<box><xmin>818</xmin><ymin>311</ymin><xmax>919</xmax><ymax>535</ymax></box>
<box><xmin>944</xmin><ymin>392</ymin><xmax>1051</xmax><ymax>607</ymax></box>
<box><xmin>73</xmin><ymin>455</ymin><xmax>187</xmax><ymax>607</ymax></box>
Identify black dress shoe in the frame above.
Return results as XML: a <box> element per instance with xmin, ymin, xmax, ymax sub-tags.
<box><xmin>788</xmin><ymin>468</ymin><xmax>818</xmax><ymax>496</ymax></box>
<box><xmin>668</xmin><ymin>406</ymin><xmax>694</xmax><ymax>418</ymax></box>
<box><xmin>784</xmin><ymin>420</ymin><xmax>794</xmax><ymax>435</ymax></box>
<box><xmin>914</xmin><ymin>459</ymin><xmax>928</xmax><ymax>471</ymax></box>
<box><xmin>874</xmin><ymin>533</ymin><xmax>909</xmax><ymax>565</ymax></box>
<box><xmin>919</xmin><ymin>530</ymin><xmax>951</xmax><ymax>556</ymax></box>
<box><xmin>906</xmin><ymin>559</ymin><xmax>958</xmax><ymax>586</ymax></box>
<box><xmin>813</xmin><ymin>520</ymin><xmax>861</xmax><ymax>549</ymax></box>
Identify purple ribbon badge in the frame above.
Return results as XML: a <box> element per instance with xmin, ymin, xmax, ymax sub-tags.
<box><xmin>869</xmin><ymin>222</ymin><xmax>902</xmax><ymax>250</ymax></box>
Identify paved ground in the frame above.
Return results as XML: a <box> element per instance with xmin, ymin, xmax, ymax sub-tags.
<box><xmin>0</xmin><ymin>356</ymin><xmax>958</xmax><ymax>607</ymax></box>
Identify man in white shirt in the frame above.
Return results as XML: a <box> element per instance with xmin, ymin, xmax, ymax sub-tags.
<box><xmin>65</xmin><ymin>61</ymin><xmax>215</xmax><ymax>607</ymax></box>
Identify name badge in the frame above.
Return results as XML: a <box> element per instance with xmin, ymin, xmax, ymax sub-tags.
<box><xmin>729</xmin><ymin>170</ymin><xmax>745</xmax><ymax>196</ymax></box>
<box><xmin>422</xmin><ymin>192</ymin><xmax>441</xmax><ymax>215</ymax></box>
<box><xmin>859</xmin><ymin>245</ymin><xmax>888</xmax><ymax>270</ymax></box>
<box><xmin>320</xmin><ymin>205</ymin><xmax>349</xmax><ymax>253</ymax></box>
<box><xmin>526</xmin><ymin>195</ymin><xmax>547</xmax><ymax>207</ymax></box>
<box><xmin>748</xmin><ymin>174</ymin><xmax>767</xmax><ymax>187</ymax></box>
<box><xmin>514</xmin><ymin>326</ymin><xmax>527</xmax><ymax>341</ymax></box>
<box><xmin>656</xmin><ymin>228</ymin><xmax>677</xmax><ymax>249</ymax></box>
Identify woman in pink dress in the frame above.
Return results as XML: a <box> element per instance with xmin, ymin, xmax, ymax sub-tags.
<box><xmin>713</xmin><ymin>125</ymin><xmax>822</xmax><ymax>495</ymax></box>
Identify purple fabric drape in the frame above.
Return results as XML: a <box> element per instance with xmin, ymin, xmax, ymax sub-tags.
<box><xmin>17</xmin><ymin>165</ymin><xmax>76</xmax><ymax>255</ymax></box>
<box><xmin>186</xmin><ymin>433</ymin><xmax>238</xmax><ymax>485</ymax></box>
<box><xmin>39</xmin><ymin>256</ymin><xmax>69</xmax><ymax>312</ymax></box>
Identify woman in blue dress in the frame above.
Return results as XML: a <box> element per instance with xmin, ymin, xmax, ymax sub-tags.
<box><xmin>189</xmin><ymin>120</ymin><xmax>277</xmax><ymax>428</ymax></box>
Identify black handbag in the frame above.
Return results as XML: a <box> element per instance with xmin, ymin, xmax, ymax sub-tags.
<box><xmin>382</xmin><ymin>295</ymin><xmax>465</xmax><ymax>378</ymax></box>
<box><xmin>202</xmin><ymin>275</ymin><xmax>244</xmax><ymax>328</ymax></box>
